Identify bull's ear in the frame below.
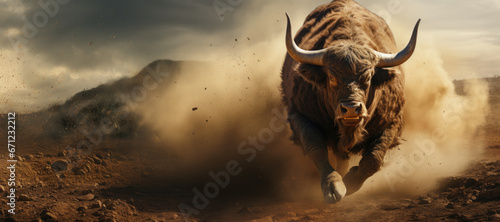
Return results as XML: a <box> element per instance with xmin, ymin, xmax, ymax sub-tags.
<box><xmin>295</xmin><ymin>63</ymin><xmax>327</xmax><ymax>88</ymax></box>
<box><xmin>373</xmin><ymin>67</ymin><xmax>401</xmax><ymax>85</ymax></box>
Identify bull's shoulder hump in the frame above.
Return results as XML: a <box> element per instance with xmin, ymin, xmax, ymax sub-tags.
<box><xmin>294</xmin><ymin>0</ymin><xmax>395</xmax><ymax>51</ymax></box>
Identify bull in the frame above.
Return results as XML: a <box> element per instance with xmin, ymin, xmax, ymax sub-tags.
<box><xmin>281</xmin><ymin>0</ymin><xmax>419</xmax><ymax>203</ymax></box>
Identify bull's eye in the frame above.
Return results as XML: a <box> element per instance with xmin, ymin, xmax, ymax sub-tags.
<box><xmin>361</xmin><ymin>75</ymin><xmax>371</xmax><ymax>88</ymax></box>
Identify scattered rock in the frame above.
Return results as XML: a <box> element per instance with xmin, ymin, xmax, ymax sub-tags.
<box><xmin>106</xmin><ymin>200</ymin><xmax>118</xmax><ymax>210</ymax></box>
<box><xmin>96</xmin><ymin>153</ymin><xmax>104</xmax><ymax>159</ymax></box>
<box><xmin>24</xmin><ymin>154</ymin><xmax>34</xmax><ymax>160</ymax></box>
<box><xmin>14</xmin><ymin>155</ymin><xmax>23</xmax><ymax>161</ymax></box>
<box><xmin>41</xmin><ymin>211</ymin><xmax>58</xmax><ymax>221</ymax></box>
<box><xmin>93</xmin><ymin>157</ymin><xmax>102</xmax><ymax>164</ymax></box>
<box><xmin>57</xmin><ymin>151</ymin><xmax>67</xmax><ymax>157</ymax></box>
<box><xmin>91</xmin><ymin>200</ymin><xmax>103</xmax><ymax>209</ymax></box>
<box><xmin>77</xmin><ymin>193</ymin><xmax>95</xmax><ymax>201</ymax></box>
<box><xmin>18</xmin><ymin>194</ymin><xmax>33</xmax><ymax>201</ymax></box>
<box><xmin>51</xmin><ymin>160</ymin><xmax>69</xmax><ymax>172</ymax></box>
<box><xmin>83</xmin><ymin>163</ymin><xmax>92</xmax><ymax>172</ymax></box>
<box><xmin>418</xmin><ymin>197</ymin><xmax>432</xmax><ymax>204</ymax></box>
<box><xmin>77</xmin><ymin>206</ymin><xmax>88</xmax><ymax>212</ymax></box>
<box><xmin>75</xmin><ymin>169</ymin><xmax>87</xmax><ymax>175</ymax></box>
<box><xmin>0</xmin><ymin>185</ymin><xmax>5</xmax><ymax>193</ymax></box>
<box><xmin>93</xmin><ymin>210</ymin><xmax>104</xmax><ymax>217</ymax></box>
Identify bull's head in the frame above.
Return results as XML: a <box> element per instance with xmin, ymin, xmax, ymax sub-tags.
<box><xmin>285</xmin><ymin>14</ymin><xmax>419</xmax><ymax>127</ymax></box>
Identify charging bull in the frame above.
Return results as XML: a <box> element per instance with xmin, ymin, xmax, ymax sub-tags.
<box><xmin>281</xmin><ymin>0</ymin><xmax>420</xmax><ymax>203</ymax></box>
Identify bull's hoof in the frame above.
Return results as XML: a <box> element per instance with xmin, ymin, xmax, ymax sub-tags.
<box><xmin>321</xmin><ymin>171</ymin><xmax>346</xmax><ymax>204</ymax></box>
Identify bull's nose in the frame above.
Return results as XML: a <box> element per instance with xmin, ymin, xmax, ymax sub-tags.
<box><xmin>340</xmin><ymin>102</ymin><xmax>362</xmax><ymax>116</ymax></box>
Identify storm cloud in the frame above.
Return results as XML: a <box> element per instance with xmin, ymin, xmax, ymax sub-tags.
<box><xmin>1</xmin><ymin>0</ymin><xmax>499</xmax><ymax>112</ymax></box>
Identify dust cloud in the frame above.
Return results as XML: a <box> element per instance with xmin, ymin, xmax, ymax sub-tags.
<box><xmin>135</xmin><ymin>9</ymin><xmax>490</xmax><ymax>201</ymax></box>
<box><xmin>358</xmin><ymin>24</ymin><xmax>490</xmax><ymax>196</ymax></box>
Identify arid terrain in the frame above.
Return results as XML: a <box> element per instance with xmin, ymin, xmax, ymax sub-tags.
<box><xmin>0</xmin><ymin>60</ymin><xmax>498</xmax><ymax>221</ymax></box>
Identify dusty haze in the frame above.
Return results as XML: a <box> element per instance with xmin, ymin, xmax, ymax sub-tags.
<box><xmin>0</xmin><ymin>0</ymin><xmax>491</xmax><ymax>201</ymax></box>
<box><xmin>133</xmin><ymin>14</ymin><xmax>490</xmax><ymax>200</ymax></box>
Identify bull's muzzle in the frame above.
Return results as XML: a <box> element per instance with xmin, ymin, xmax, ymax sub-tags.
<box><xmin>338</xmin><ymin>101</ymin><xmax>367</xmax><ymax>126</ymax></box>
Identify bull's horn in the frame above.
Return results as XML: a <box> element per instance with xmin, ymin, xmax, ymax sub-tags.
<box><xmin>374</xmin><ymin>19</ymin><xmax>420</xmax><ymax>68</ymax></box>
<box><xmin>285</xmin><ymin>13</ymin><xmax>326</xmax><ymax>66</ymax></box>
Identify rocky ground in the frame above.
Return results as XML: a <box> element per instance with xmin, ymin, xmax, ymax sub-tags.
<box><xmin>0</xmin><ymin>74</ymin><xmax>498</xmax><ymax>221</ymax></box>
<box><xmin>0</xmin><ymin>135</ymin><xmax>498</xmax><ymax>221</ymax></box>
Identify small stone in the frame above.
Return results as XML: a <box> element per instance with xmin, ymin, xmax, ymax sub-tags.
<box><xmin>0</xmin><ymin>185</ymin><xmax>5</xmax><ymax>193</ymax></box>
<box><xmin>25</xmin><ymin>154</ymin><xmax>34</xmax><ymax>160</ymax></box>
<box><xmin>77</xmin><ymin>206</ymin><xmax>87</xmax><ymax>212</ymax></box>
<box><xmin>77</xmin><ymin>193</ymin><xmax>95</xmax><ymax>201</ymax></box>
<box><xmin>106</xmin><ymin>202</ymin><xmax>118</xmax><ymax>210</ymax></box>
<box><xmin>83</xmin><ymin>164</ymin><xmax>92</xmax><ymax>172</ymax></box>
<box><xmin>91</xmin><ymin>200</ymin><xmax>103</xmax><ymax>209</ymax></box>
<box><xmin>93</xmin><ymin>210</ymin><xmax>104</xmax><ymax>217</ymax></box>
<box><xmin>52</xmin><ymin>160</ymin><xmax>70</xmax><ymax>172</ymax></box>
<box><xmin>15</xmin><ymin>155</ymin><xmax>24</xmax><ymax>161</ymax></box>
<box><xmin>41</xmin><ymin>212</ymin><xmax>57</xmax><ymax>221</ymax></box>
<box><xmin>418</xmin><ymin>198</ymin><xmax>432</xmax><ymax>204</ymax></box>
<box><xmin>75</xmin><ymin>169</ymin><xmax>87</xmax><ymax>175</ymax></box>
<box><xmin>57</xmin><ymin>151</ymin><xmax>67</xmax><ymax>157</ymax></box>
<box><xmin>93</xmin><ymin>157</ymin><xmax>102</xmax><ymax>164</ymax></box>
<box><xmin>18</xmin><ymin>194</ymin><xmax>33</xmax><ymax>201</ymax></box>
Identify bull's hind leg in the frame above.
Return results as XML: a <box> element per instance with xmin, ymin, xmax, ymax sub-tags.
<box><xmin>289</xmin><ymin>113</ymin><xmax>347</xmax><ymax>203</ymax></box>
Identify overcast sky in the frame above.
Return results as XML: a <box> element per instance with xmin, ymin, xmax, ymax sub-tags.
<box><xmin>1</xmin><ymin>0</ymin><xmax>499</xmax><ymax>112</ymax></box>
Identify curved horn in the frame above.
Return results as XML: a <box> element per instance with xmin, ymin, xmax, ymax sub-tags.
<box><xmin>375</xmin><ymin>19</ymin><xmax>421</xmax><ymax>68</ymax></box>
<box><xmin>285</xmin><ymin>13</ymin><xmax>326</xmax><ymax>66</ymax></box>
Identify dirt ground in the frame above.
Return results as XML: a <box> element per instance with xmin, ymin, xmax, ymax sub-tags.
<box><xmin>0</xmin><ymin>77</ymin><xmax>499</xmax><ymax>222</ymax></box>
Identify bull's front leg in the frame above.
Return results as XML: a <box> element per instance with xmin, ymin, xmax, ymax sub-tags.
<box><xmin>343</xmin><ymin>150</ymin><xmax>385</xmax><ymax>195</ymax></box>
<box><xmin>343</xmin><ymin>125</ymin><xmax>398</xmax><ymax>195</ymax></box>
<box><xmin>289</xmin><ymin>113</ymin><xmax>346</xmax><ymax>203</ymax></box>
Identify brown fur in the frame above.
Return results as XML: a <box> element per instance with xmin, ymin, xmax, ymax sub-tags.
<box><xmin>281</xmin><ymin>0</ymin><xmax>404</xmax><ymax>159</ymax></box>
